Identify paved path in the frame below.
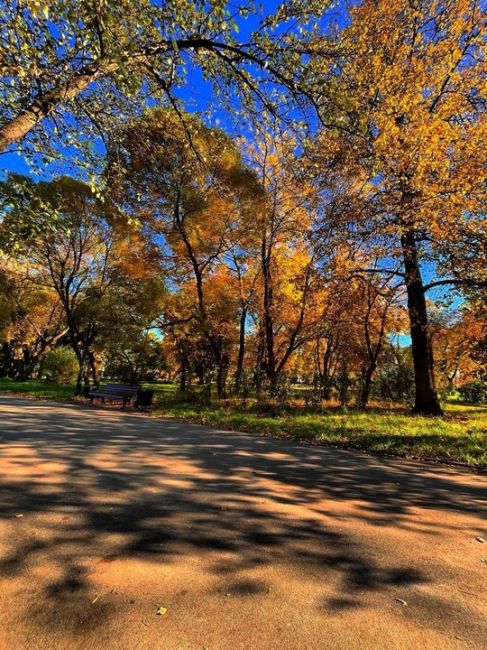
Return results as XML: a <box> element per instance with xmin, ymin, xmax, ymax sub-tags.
<box><xmin>0</xmin><ymin>396</ymin><xmax>485</xmax><ymax>649</ymax></box>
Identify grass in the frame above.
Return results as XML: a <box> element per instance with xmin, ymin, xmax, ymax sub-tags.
<box><xmin>0</xmin><ymin>377</ymin><xmax>485</xmax><ymax>468</ymax></box>
<box><xmin>0</xmin><ymin>377</ymin><xmax>77</xmax><ymax>400</ymax></box>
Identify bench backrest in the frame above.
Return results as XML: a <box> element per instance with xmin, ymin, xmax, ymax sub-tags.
<box><xmin>101</xmin><ymin>384</ymin><xmax>139</xmax><ymax>396</ymax></box>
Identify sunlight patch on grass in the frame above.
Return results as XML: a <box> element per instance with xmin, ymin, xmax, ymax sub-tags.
<box><xmin>0</xmin><ymin>378</ymin><xmax>75</xmax><ymax>399</ymax></box>
<box><xmin>152</xmin><ymin>393</ymin><xmax>487</xmax><ymax>468</ymax></box>
<box><xmin>0</xmin><ymin>378</ymin><xmax>485</xmax><ymax>467</ymax></box>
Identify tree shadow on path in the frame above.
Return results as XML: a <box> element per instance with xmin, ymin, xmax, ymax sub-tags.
<box><xmin>0</xmin><ymin>397</ymin><xmax>485</xmax><ymax>643</ymax></box>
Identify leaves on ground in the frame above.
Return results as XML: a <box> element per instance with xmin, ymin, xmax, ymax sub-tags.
<box><xmin>156</xmin><ymin>606</ymin><xmax>167</xmax><ymax>616</ymax></box>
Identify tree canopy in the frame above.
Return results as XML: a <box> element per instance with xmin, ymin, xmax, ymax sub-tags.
<box><xmin>0</xmin><ymin>0</ymin><xmax>485</xmax><ymax>414</ymax></box>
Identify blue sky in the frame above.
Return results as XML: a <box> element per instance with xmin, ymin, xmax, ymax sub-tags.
<box><xmin>0</xmin><ymin>0</ymin><xmax>348</xmax><ymax>179</ymax></box>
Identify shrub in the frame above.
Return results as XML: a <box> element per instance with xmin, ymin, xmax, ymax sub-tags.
<box><xmin>43</xmin><ymin>347</ymin><xmax>79</xmax><ymax>384</ymax></box>
<box><xmin>458</xmin><ymin>379</ymin><xmax>487</xmax><ymax>404</ymax></box>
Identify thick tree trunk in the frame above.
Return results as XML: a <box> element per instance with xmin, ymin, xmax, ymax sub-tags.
<box><xmin>75</xmin><ymin>367</ymin><xmax>84</xmax><ymax>395</ymax></box>
<box><xmin>73</xmin><ymin>349</ymin><xmax>87</xmax><ymax>395</ymax></box>
<box><xmin>216</xmin><ymin>355</ymin><xmax>229</xmax><ymax>399</ymax></box>
<box><xmin>17</xmin><ymin>344</ymin><xmax>32</xmax><ymax>380</ymax></box>
<box><xmin>401</xmin><ymin>231</ymin><xmax>443</xmax><ymax>415</ymax></box>
<box><xmin>268</xmin><ymin>367</ymin><xmax>278</xmax><ymax>394</ymax></box>
<box><xmin>321</xmin><ymin>376</ymin><xmax>332</xmax><ymax>400</ymax></box>
<box><xmin>320</xmin><ymin>351</ymin><xmax>333</xmax><ymax>399</ymax></box>
<box><xmin>0</xmin><ymin>342</ymin><xmax>12</xmax><ymax>377</ymax></box>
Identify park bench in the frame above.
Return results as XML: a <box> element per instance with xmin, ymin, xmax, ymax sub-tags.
<box><xmin>88</xmin><ymin>383</ymin><xmax>139</xmax><ymax>408</ymax></box>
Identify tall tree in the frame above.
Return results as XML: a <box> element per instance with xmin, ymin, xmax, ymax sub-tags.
<box><xmin>111</xmin><ymin>109</ymin><xmax>261</xmax><ymax>397</ymax></box>
<box><xmin>250</xmin><ymin>134</ymin><xmax>320</xmax><ymax>391</ymax></box>
<box><xmin>311</xmin><ymin>0</ymin><xmax>486</xmax><ymax>414</ymax></box>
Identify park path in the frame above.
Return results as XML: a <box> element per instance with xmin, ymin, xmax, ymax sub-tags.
<box><xmin>0</xmin><ymin>395</ymin><xmax>485</xmax><ymax>650</ymax></box>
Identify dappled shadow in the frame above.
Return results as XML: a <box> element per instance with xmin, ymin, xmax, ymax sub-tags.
<box><xmin>0</xmin><ymin>396</ymin><xmax>485</xmax><ymax>645</ymax></box>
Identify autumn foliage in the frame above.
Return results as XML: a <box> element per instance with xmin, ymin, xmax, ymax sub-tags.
<box><xmin>0</xmin><ymin>0</ymin><xmax>485</xmax><ymax>414</ymax></box>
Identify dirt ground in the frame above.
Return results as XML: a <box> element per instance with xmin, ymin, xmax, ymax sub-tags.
<box><xmin>0</xmin><ymin>396</ymin><xmax>485</xmax><ymax>650</ymax></box>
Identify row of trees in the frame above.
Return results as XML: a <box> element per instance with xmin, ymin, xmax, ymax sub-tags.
<box><xmin>1</xmin><ymin>109</ymin><xmax>485</xmax><ymax>409</ymax></box>
<box><xmin>0</xmin><ymin>0</ymin><xmax>486</xmax><ymax>414</ymax></box>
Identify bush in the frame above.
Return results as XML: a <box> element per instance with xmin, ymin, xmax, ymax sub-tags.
<box><xmin>43</xmin><ymin>348</ymin><xmax>79</xmax><ymax>384</ymax></box>
<box><xmin>458</xmin><ymin>379</ymin><xmax>487</xmax><ymax>404</ymax></box>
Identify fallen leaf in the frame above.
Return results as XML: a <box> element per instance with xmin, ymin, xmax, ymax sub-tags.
<box><xmin>395</xmin><ymin>598</ymin><xmax>408</xmax><ymax>606</ymax></box>
<box><xmin>156</xmin><ymin>606</ymin><xmax>167</xmax><ymax>616</ymax></box>
<box><xmin>476</xmin><ymin>537</ymin><xmax>485</xmax><ymax>543</ymax></box>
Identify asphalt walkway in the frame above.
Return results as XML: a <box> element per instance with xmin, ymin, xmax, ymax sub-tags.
<box><xmin>0</xmin><ymin>396</ymin><xmax>485</xmax><ymax>649</ymax></box>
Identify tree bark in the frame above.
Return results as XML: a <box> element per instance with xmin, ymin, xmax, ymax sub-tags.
<box><xmin>88</xmin><ymin>350</ymin><xmax>100</xmax><ymax>388</ymax></box>
<box><xmin>179</xmin><ymin>356</ymin><xmax>188</xmax><ymax>392</ymax></box>
<box><xmin>0</xmin><ymin>342</ymin><xmax>12</xmax><ymax>377</ymax></box>
<box><xmin>235</xmin><ymin>308</ymin><xmax>247</xmax><ymax>394</ymax></box>
<box><xmin>216</xmin><ymin>354</ymin><xmax>229</xmax><ymax>399</ymax></box>
<box><xmin>358</xmin><ymin>363</ymin><xmax>376</xmax><ymax>410</ymax></box>
<box><xmin>0</xmin><ymin>60</ymin><xmax>118</xmax><ymax>152</ymax></box>
<box><xmin>401</xmin><ymin>230</ymin><xmax>443</xmax><ymax>415</ymax></box>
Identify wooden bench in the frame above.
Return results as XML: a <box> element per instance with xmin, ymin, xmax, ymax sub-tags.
<box><xmin>88</xmin><ymin>383</ymin><xmax>139</xmax><ymax>408</ymax></box>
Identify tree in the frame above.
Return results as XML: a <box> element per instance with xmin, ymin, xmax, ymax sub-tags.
<box><xmin>353</xmin><ymin>270</ymin><xmax>405</xmax><ymax>409</ymax></box>
<box><xmin>0</xmin><ymin>267</ymin><xmax>65</xmax><ymax>379</ymax></box>
<box><xmin>0</xmin><ymin>0</ymin><xmax>330</xmax><ymax>158</ymax></box>
<box><xmin>250</xmin><ymin>133</ymin><xmax>320</xmax><ymax>392</ymax></box>
<box><xmin>111</xmin><ymin>109</ymin><xmax>261</xmax><ymax>397</ymax></box>
<box><xmin>311</xmin><ymin>0</ymin><xmax>486</xmax><ymax>414</ymax></box>
<box><xmin>1</xmin><ymin>175</ymin><xmax>162</xmax><ymax>390</ymax></box>
<box><xmin>432</xmin><ymin>308</ymin><xmax>486</xmax><ymax>392</ymax></box>
<box><xmin>226</xmin><ymin>249</ymin><xmax>260</xmax><ymax>394</ymax></box>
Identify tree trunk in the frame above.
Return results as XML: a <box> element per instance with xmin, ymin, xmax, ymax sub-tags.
<box><xmin>75</xmin><ymin>367</ymin><xmax>84</xmax><ymax>395</ymax></box>
<box><xmin>179</xmin><ymin>356</ymin><xmax>188</xmax><ymax>392</ymax></box>
<box><xmin>74</xmin><ymin>350</ymin><xmax>87</xmax><ymax>395</ymax></box>
<box><xmin>0</xmin><ymin>60</ymin><xmax>118</xmax><ymax>152</ymax></box>
<box><xmin>0</xmin><ymin>342</ymin><xmax>12</xmax><ymax>377</ymax></box>
<box><xmin>216</xmin><ymin>355</ymin><xmax>229</xmax><ymax>399</ymax></box>
<box><xmin>320</xmin><ymin>353</ymin><xmax>334</xmax><ymax>400</ymax></box>
<box><xmin>401</xmin><ymin>230</ymin><xmax>443</xmax><ymax>415</ymax></box>
<box><xmin>88</xmin><ymin>350</ymin><xmax>100</xmax><ymax>388</ymax></box>
<box><xmin>17</xmin><ymin>344</ymin><xmax>32</xmax><ymax>380</ymax></box>
<box><xmin>358</xmin><ymin>363</ymin><xmax>375</xmax><ymax>410</ymax></box>
<box><xmin>235</xmin><ymin>308</ymin><xmax>247</xmax><ymax>394</ymax></box>
<box><xmin>268</xmin><ymin>367</ymin><xmax>278</xmax><ymax>395</ymax></box>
